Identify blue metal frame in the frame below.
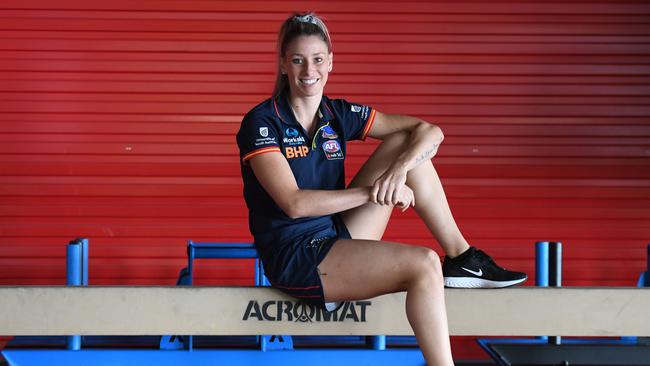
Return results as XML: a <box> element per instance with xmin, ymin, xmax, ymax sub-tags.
<box><xmin>181</xmin><ymin>241</ymin><xmax>287</xmax><ymax>351</ymax></box>
<box><xmin>181</xmin><ymin>241</ymin><xmax>389</xmax><ymax>351</ymax></box>
<box><xmin>2</xmin><ymin>349</ymin><xmax>425</xmax><ymax>366</ymax></box>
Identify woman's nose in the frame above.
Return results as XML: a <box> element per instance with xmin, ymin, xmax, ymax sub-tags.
<box><xmin>305</xmin><ymin>60</ymin><xmax>316</xmax><ymax>73</ymax></box>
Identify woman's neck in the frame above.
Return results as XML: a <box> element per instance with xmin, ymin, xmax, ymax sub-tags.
<box><xmin>288</xmin><ymin>92</ymin><xmax>321</xmax><ymax>133</ymax></box>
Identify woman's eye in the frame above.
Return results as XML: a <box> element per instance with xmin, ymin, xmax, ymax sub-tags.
<box><xmin>292</xmin><ymin>58</ymin><xmax>303</xmax><ymax>64</ymax></box>
<box><xmin>314</xmin><ymin>57</ymin><xmax>323</xmax><ymax>63</ymax></box>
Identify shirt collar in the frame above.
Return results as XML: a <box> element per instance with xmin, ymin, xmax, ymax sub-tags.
<box><xmin>274</xmin><ymin>90</ymin><xmax>334</xmax><ymax>125</ymax></box>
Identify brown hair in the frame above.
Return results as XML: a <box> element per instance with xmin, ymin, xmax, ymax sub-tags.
<box><xmin>273</xmin><ymin>12</ymin><xmax>332</xmax><ymax>97</ymax></box>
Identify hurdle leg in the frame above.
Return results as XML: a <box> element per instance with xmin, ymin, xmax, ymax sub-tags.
<box><xmin>160</xmin><ymin>267</ymin><xmax>192</xmax><ymax>350</ymax></box>
<box><xmin>535</xmin><ymin>241</ymin><xmax>562</xmax><ymax>344</ymax></box>
<box><xmin>187</xmin><ymin>243</ymin><xmax>195</xmax><ymax>351</ymax></box>
<box><xmin>548</xmin><ymin>241</ymin><xmax>562</xmax><ymax>345</ymax></box>
<box><xmin>66</xmin><ymin>238</ymin><xmax>88</xmax><ymax>351</ymax></box>
<box><xmin>257</xmin><ymin>260</ymin><xmax>294</xmax><ymax>351</ymax></box>
<box><xmin>368</xmin><ymin>335</ymin><xmax>386</xmax><ymax>350</ymax></box>
<box><xmin>645</xmin><ymin>243</ymin><xmax>650</xmax><ymax>287</ymax></box>
<box><xmin>635</xmin><ymin>243</ymin><xmax>650</xmax><ymax>345</ymax></box>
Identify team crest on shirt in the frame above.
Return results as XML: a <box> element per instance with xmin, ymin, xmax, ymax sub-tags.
<box><xmin>322</xmin><ymin>140</ymin><xmax>343</xmax><ymax>160</ymax></box>
<box><xmin>259</xmin><ymin>127</ymin><xmax>268</xmax><ymax>137</ymax></box>
<box><xmin>351</xmin><ymin>105</ymin><xmax>362</xmax><ymax>113</ymax></box>
<box><xmin>321</xmin><ymin>125</ymin><xmax>338</xmax><ymax>139</ymax></box>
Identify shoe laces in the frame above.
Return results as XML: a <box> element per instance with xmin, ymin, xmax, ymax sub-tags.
<box><xmin>474</xmin><ymin>249</ymin><xmax>502</xmax><ymax>269</ymax></box>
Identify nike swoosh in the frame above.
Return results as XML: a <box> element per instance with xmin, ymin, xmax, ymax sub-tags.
<box><xmin>461</xmin><ymin>267</ymin><xmax>483</xmax><ymax>277</ymax></box>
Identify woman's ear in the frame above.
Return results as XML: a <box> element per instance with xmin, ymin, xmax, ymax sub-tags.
<box><xmin>328</xmin><ymin>53</ymin><xmax>333</xmax><ymax>72</ymax></box>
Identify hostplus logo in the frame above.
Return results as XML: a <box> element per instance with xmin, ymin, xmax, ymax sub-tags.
<box><xmin>242</xmin><ymin>300</ymin><xmax>371</xmax><ymax>322</ymax></box>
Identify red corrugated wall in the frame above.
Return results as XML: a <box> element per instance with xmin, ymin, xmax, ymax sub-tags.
<box><xmin>1</xmin><ymin>0</ymin><xmax>649</xmax><ymax>360</ymax></box>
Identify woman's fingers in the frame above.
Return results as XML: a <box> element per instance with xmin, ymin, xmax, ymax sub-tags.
<box><xmin>370</xmin><ymin>183</ymin><xmax>379</xmax><ymax>204</ymax></box>
<box><xmin>374</xmin><ymin>184</ymin><xmax>414</xmax><ymax>211</ymax></box>
<box><xmin>409</xmin><ymin>186</ymin><xmax>415</xmax><ymax>208</ymax></box>
<box><xmin>403</xmin><ymin>186</ymin><xmax>415</xmax><ymax>211</ymax></box>
<box><xmin>374</xmin><ymin>175</ymin><xmax>405</xmax><ymax>206</ymax></box>
<box><xmin>374</xmin><ymin>177</ymin><xmax>392</xmax><ymax>205</ymax></box>
<box><xmin>391</xmin><ymin>183</ymin><xmax>401</xmax><ymax>206</ymax></box>
<box><xmin>372</xmin><ymin>169</ymin><xmax>412</xmax><ymax>207</ymax></box>
<box><xmin>376</xmin><ymin>181</ymin><xmax>387</xmax><ymax>205</ymax></box>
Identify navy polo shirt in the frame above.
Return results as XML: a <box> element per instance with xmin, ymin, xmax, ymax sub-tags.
<box><xmin>236</xmin><ymin>91</ymin><xmax>376</xmax><ymax>253</ymax></box>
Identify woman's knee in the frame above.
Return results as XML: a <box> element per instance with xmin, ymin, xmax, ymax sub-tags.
<box><xmin>419</xmin><ymin>246</ymin><xmax>442</xmax><ymax>273</ymax></box>
<box><xmin>408</xmin><ymin>246</ymin><xmax>443</xmax><ymax>288</ymax></box>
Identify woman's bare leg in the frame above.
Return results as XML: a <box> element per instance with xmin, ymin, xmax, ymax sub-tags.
<box><xmin>341</xmin><ymin>131</ymin><xmax>470</xmax><ymax>257</ymax></box>
<box><xmin>407</xmin><ymin>160</ymin><xmax>470</xmax><ymax>257</ymax></box>
<box><xmin>318</xmin><ymin>239</ymin><xmax>453</xmax><ymax>366</ymax></box>
<box><xmin>320</xmin><ymin>132</ymin><xmax>460</xmax><ymax>365</ymax></box>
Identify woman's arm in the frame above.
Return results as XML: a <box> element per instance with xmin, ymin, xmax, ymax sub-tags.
<box><xmin>366</xmin><ymin>112</ymin><xmax>444</xmax><ymax>205</ymax></box>
<box><xmin>249</xmin><ymin>151</ymin><xmax>374</xmax><ymax>219</ymax></box>
<box><xmin>369</xmin><ymin>111</ymin><xmax>444</xmax><ymax>169</ymax></box>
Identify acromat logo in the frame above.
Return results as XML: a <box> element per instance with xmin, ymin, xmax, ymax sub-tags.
<box><xmin>242</xmin><ymin>300</ymin><xmax>371</xmax><ymax>322</ymax></box>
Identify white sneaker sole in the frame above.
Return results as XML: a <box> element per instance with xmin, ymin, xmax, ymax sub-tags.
<box><xmin>444</xmin><ymin>276</ymin><xmax>527</xmax><ymax>288</ymax></box>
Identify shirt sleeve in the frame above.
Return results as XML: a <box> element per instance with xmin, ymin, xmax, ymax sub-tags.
<box><xmin>330</xmin><ymin>99</ymin><xmax>377</xmax><ymax>141</ymax></box>
<box><xmin>236</xmin><ymin>113</ymin><xmax>281</xmax><ymax>165</ymax></box>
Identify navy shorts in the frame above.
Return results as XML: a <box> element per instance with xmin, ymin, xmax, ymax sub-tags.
<box><xmin>258</xmin><ymin>214</ymin><xmax>352</xmax><ymax>308</ymax></box>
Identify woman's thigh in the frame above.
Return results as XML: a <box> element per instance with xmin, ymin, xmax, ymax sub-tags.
<box><xmin>318</xmin><ymin>238</ymin><xmax>440</xmax><ymax>302</ymax></box>
<box><xmin>342</xmin><ymin>132</ymin><xmax>410</xmax><ymax>240</ymax></box>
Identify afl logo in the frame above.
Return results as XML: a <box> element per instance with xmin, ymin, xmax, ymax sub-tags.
<box><xmin>322</xmin><ymin>140</ymin><xmax>341</xmax><ymax>153</ymax></box>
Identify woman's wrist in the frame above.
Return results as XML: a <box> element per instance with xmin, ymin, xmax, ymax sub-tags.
<box><xmin>361</xmin><ymin>186</ymin><xmax>374</xmax><ymax>204</ymax></box>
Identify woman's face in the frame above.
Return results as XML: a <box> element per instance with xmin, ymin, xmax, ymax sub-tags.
<box><xmin>281</xmin><ymin>35</ymin><xmax>332</xmax><ymax>99</ymax></box>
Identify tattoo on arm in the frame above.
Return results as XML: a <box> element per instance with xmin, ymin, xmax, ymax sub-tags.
<box><xmin>415</xmin><ymin>144</ymin><xmax>439</xmax><ymax>165</ymax></box>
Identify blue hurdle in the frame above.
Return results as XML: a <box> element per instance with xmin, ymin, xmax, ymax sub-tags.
<box><xmin>1</xmin><ymin>239</ymin><xmax>424</xmax><ymax>366</ymax></box>
<box><xmin>3</xmin><ymin>240</ymin><xmax>649</xmax><ymax>365</ymax></box>
<box><xmin>161</xmin><ymin>241</ymin><xmax>398</xmax><ymax>352</ymax></box>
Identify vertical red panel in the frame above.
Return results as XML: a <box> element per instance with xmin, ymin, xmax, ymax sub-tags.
<box><xmin>1</xmin><ymin>0</ymin><xmax>649</xmax><ymax>360</ymax></box>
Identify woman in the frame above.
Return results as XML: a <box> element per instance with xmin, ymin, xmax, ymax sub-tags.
<box><xmin>237</xmin><ymin>12</ymin><xmax>527</xmax><ymax>365</ymax></box>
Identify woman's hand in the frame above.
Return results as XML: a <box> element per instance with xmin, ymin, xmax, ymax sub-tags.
<box><xmin>394</xmin><ymin>184</ymin><xmax>415</xmax><ymax>212</ymax></box>
<box><xmin>371</xmin><ymin>165</ymin><xmax>415</xmax><ymax>211</ymax></box>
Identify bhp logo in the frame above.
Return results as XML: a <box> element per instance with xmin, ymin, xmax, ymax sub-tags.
<box><xmin>285</xmin><ymin>146</ymin><xmax>309</xmax><ymax>158</ymax></box>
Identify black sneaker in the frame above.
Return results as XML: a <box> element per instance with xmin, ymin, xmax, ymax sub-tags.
<box><xmin>442</xmin><ymin>246</ymin><xmax>527</xmax><ymax>288</ymax></box>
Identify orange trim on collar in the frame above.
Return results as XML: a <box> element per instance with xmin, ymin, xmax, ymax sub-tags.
<box><xmin>273</xmin><ymin>98</ymin><xmax>288</xmax><ymax>124</ymax></box>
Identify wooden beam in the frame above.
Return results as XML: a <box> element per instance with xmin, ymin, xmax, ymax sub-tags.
<box><xmin>1</xmin><ymin>286</ymin><xmax>648</xmax><ymax>336</ymax></box>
